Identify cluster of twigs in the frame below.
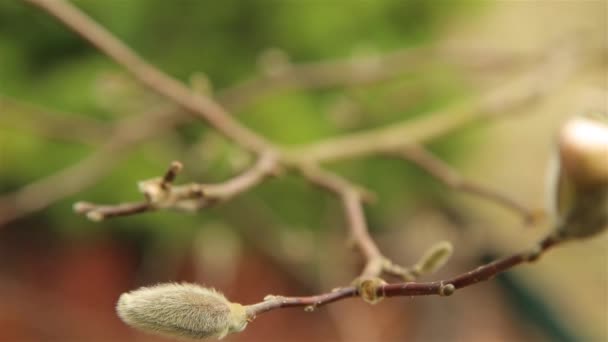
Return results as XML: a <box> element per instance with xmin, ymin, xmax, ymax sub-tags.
<box><xmin>3</xmin><ymin>0</ymin><xmax>598</xmax><ymax>325</ymax></box>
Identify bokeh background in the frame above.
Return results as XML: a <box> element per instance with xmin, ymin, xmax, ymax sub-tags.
<box><xmin>0</xmin><ymin>1</ymin><xmax>606</xmax><ymax>341</ymax></box>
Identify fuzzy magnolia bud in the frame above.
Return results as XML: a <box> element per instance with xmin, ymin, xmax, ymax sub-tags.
<box><xmin>548</xmin><ymin>114</ymin><xmax>608</xmax><ymax>240</ymax></box>
<box><xmin>116</xmin><ymin>283</ymin><xmax>248</xmax><ymax>340</ymax></box>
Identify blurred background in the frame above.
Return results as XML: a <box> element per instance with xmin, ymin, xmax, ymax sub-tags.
<box><xmin>0</xmin><ymin>0</ymin><xmax>606</xmax><ymax>341</ymax></box>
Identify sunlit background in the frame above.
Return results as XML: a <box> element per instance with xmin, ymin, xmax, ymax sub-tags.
<box><xmin>0</xmin><ymin>1</ymin><xmax>606</xmax><ymax>341</ymax></box>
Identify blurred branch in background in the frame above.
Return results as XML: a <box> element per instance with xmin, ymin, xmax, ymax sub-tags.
<box><xmin>0</xmin><ymin>27</ymin><xmax>580</xmax><ymax>226</ymax></box>
<box><xmin>0</xmin><ymin>95</ymin><xmax>112</xmax><ymax>145</ymax></box>
<box><xmin>0</xmin><ymin>106</ymin><xmax>188</xmax><ymax>225</ymax></box>
<box><xmin>73</xmin><ymin>152</ymin><xmax>279</xmax><ymax>220</ymax></box>
<box><xmin>2</xmin><ymin>0</ymin><xmax>605</xmax><ymax>340</ymax></box>
<box><xmin>392</xmin><ymin>144</ymin><xmax>542</xmax><ymax>223</ymax></box>
<box><xmin>17</xmin><ymin>0</ymin><xmax>556</xmax><ymax>284</ymax></box>
<box><xmin>218</xmin><ymin>45</ymin><xmax>536</xmax><ymax>112</ymax></box>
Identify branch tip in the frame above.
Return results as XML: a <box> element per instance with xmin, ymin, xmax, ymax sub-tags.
<box><xmin>163</xmin><ymin>160</ymin><xmax>183</xmax><ymax>185</ymax></box>
<box><xmin>73</xmin><ymin>201</ymin><xmax>94</xmax><ymax>214</ymax></box>
<box><xmin>86</xmin><ymin>210</ymin><xmax>104</xmax><ymax>222</ymax></box>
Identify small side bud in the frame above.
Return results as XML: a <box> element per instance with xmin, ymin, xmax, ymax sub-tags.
<box><xmin>414</xmin><ymin>241</ymin><xmax>454</xmax><ymax>275</ymax></box>
<box><xmin>355</xmin><ymin>277</ymin><xmax>387</xmax><ymax>305</ymax></box>
<box><xmin>439</xmin><ymin>283</ymin><xmax>455</xmax><ymax>297</ymax></box>
<box><xmin>138</xmin><ymin>178</ymin><xmax>170</xmax><ymax>204</ymax></box>
<box><xmin>117</xmin><ymin>283</ymin><xmax>248</xmax><ymax>340</ymax></box>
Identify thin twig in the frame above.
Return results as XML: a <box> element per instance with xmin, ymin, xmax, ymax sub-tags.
<box><xmin>395</xmin><ymin>144</ymin><xmax>541</xmax><ymax>224</ymax></box>
<box><xmin>297</xmin><ymin>166</ymin><xmax>416</xmax><ymax>280</ymax></box>
<box><xmin>246</xmin><ymin>235</ymin><xmax>560</xmax><ymax>318</ymax></box>
<box><xmin>341</xmin><ymin>190</ymin><xmax>383</xmax><ymax>278</ymax></box>
<box><xmin>6</xmin><ymin>0</ymin><xmax>571</xmax><ymax>226</ymax></box>
<box><xmin>218</xmin><ymin>46</ymin><xmax>533</xmax><ymax>112</ymax></box>
<box><xmin>0</xmin><ymin>94</ymin><xmax>112</xmax><ymax>145</ymax></box>
<box><xmin>23</xmin><ymin>0</ymin><xmax>271</xmax><ymax>155</ymax></box>
<box><xmin>73</xmin><ymin>152</ymin><xmax>279</xmax><ymax>220</ymax></box>
<box><xmin>0</xmin><ymin>107</ymin><xmax>183</xmax><ymax>226</ymax></box>
<box><xmin>288</xmin><ymin>48</ymin><xmax>577</xmax><ymax>163</ymax></box>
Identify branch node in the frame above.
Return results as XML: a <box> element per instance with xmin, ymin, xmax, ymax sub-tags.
<box><xmin>355</xmin><ymin>277</ymin><xmax>387</xmax><ymax>305</ymax></box>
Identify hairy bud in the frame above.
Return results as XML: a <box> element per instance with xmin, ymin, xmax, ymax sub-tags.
<box><xmin>548</xmin><ymin>114</ymin><xmax>608</xmax><ymax>240</ymax></box>
<box><xmin>117</xmin><ymin>283</ymin><xmax>248</xmax><ymax>340</ymax></box>
<box><xmin>413</xmin><ymin>241</ymin><xmax>454</xmax><ymax>275</ymax></box>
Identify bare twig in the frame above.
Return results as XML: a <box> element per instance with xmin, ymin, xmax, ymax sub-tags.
<box><xmin>218</xmin><ymin>46</ymin><xmax>534</xmax><ymax>112</ymax></box>
<box><xmin>23</xmin><ymin>0</ymin><xmax>271</xmax><ymax>155</ymax></box>
<box><xmin>5</xmin><ymin>0</ymin><xmax>573</xmax><ymax>226</ymax></box>
<box><xmin>245</xmin><ymin>235</ymin><xmax>559</xmax><ymax>318</ymax></box>
<box><xmin>73</xmin><ymin>152</ymin><xmax>279</xmax><ymax>220</ymax></box>
<box><xmin>0</xmin><ymin>107</ymin><xmax>184</xmax><ymax>226</ymax></box>
<box><xmin>394</xmin><ymin>144</ymin><xmax>541</xmax><ymax>223</ymax></box>
<box><xmin>298</xmin><ymin>166</ymin><xmax>422</xmax><ymax>281</ymax></box>
<box><xmin>0</xmin><ymin>94</ymin><xmax>112</xmax><ymax>144</ymax></box>
<box><xmin>341</xmin><ymin>190</ymin><xmax>383</xmax><ymax>278</ymax></box>
<box><xmin>288</xmin><ymin>48</ymin><xmax>577</xmax><ymax>163</ymax></box>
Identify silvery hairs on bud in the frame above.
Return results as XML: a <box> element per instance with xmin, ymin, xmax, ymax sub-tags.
<box><xmin>117</xmin><ymin>283</ymin><xmax>248</xmax><ymax>340</ymax></box>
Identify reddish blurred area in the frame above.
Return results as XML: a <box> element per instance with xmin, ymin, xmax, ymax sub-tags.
<box><xmin>0</xmin><ymin>223</ymin><xmax>547</xmax><ymax>342</ymax></box>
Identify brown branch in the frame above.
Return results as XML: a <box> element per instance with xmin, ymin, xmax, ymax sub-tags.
<box><xmin>23</xmin><ymin>0</ymin><xmax>271</xmax><ymax>155</ymax></box>
<box><xmin>297</xmin><ymin>165</ymin><xmax>418</xmax><ymax>281</ymax></box>
<box><xmin>218</xmin><ymin>46</ymin><xmax>534</xmax><ymax>112</ymax></box>
<box><xmin>4</xmin><ymin>0</ymin><xmax>572</xmax><ymax>226</ymax></box>
<box><xmin>382</xmin><ymin>234</ymin><xmax>558</xmax><ymax>296</ymax></box>
<box><xmin>341</xmin><ymin>190</ymin><xmax>383</xmax><ymax>278</ymax></box>
<box><xmin>245</xmin><ymin>235</ymin><xmax>560</xmax><ymax>318</ymax></box>
<box><xmin>287</xmin><ymin>47</ymin><xmax>577</xmax><ymax>164</ymax></box>
<box><xmin>73</xmin><ymin>152</ymin><xmax>279</xmax><ymax>221</ymax></box>
<box><xmin>19</xmin><ymin>0</ymin><xmax>562</xmax><ymax>277</ymax></box>
<box><xmin>394</xmin><ymin>144</ymin><xmax>542</xmax><ymax>224</ymax></box>
<box><xmin>0</xmin><ymin>94</ymin><xmax>112</xmax><ymax>145</ymax></box>
<box><xmin>73</xmin><ymin>201</ymin><xmax>151</xmax><ymax>221</ymax></box>
<box><xmin>0</xmin><ymin>107</ymin><xmax>184</xmax><ymax>226</ymax></box>
<box><xmin>246</xmin><ymin>287</ymin><xmax>358</xmax><ymax>317</ymax></box>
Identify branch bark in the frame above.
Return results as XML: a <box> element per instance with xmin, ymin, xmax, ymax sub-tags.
<box><xmin>73</xmin><ymin>152</ymin><xmax>279</xmax><ymax>220</ymax></box>
<box><xmin>23</xmin><ymin>0</ymin><xmax>271</xmax><ymax>155</ymax></box>
<box><xmin>395</xmin><ymin>144</ymin><xmax>541</xmax><ymax>223</ymax></box>
<box><xmin>246</xmin><ymin>235</ymin><xmax>559</xmax><ymax>318</ymax></box>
